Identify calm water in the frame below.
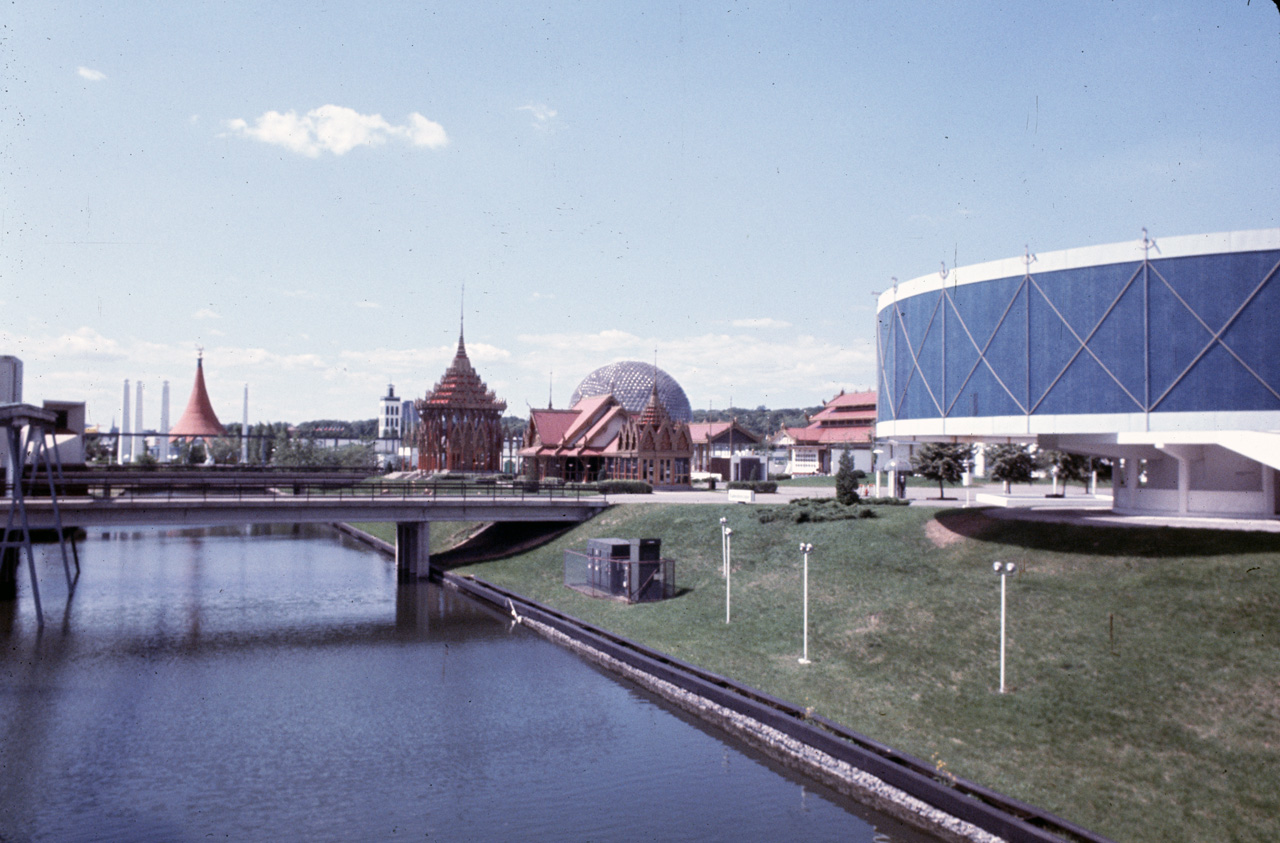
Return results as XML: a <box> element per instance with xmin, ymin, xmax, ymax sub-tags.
<box><xmin>0</xmin><ymin>525</ymin><xmax>931</xmax><ymax>842</ymax></box>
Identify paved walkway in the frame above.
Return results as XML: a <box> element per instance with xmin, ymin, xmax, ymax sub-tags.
<box><xmin>608</xmin><ymin>482</ymin><xmax>1280</xmax><ymax>533</ymax></box>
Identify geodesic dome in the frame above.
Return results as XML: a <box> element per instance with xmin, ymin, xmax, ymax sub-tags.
<box><xmin>570</xmin><ymin>361</ymin><xmax>693</xmax><ymax>423</ymax></box>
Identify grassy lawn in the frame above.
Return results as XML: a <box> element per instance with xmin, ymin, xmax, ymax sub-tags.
<box><xmin>776</xmin><ymin>475</ymin><xmax>835</xmax><ymax>487</ymax></box>
<box><xmin>438</xmin><ymin>503</ymin><xmax>1280</xmax><ymax>843</ymax></box>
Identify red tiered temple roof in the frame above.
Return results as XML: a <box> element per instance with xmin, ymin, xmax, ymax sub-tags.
<box><xmin>419</xmin><ymin>335</ymin><xmax>507</xmax><ymax>413</ymax></box>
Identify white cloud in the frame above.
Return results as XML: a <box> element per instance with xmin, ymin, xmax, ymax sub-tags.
<box><xmin>77</xmin><ymin>66</ymin><xmax>106</xmax><ymax>82</ymax></box>
<box><xmin>225</xmin><ymin>105</ymin><xmax>449</xmax><ymax>157</ymax></box>
<box><xmin>515</xmin><ymin>329</ymin><xmax>643</xmax><ymax>354</ymax></box>
<box><xmin>5</xmin><ymin>323</ymin><xmax>875</xmax><ymax>428</ymax></box>
<box><xmin>731</xmin><ymin>317</ymin><xmax>792</xmax><ymax>329</ymax></box>
<box><xmin>194</xmin><ymin>308</ymin><xmax>220</xmax><ymax>319</ymax></box>
<box><xmin>518</xmin><ymin>103</ymin><xmax>558</xmax><ymax>129</ymax></box>
<box><xmin>512</xmin><ymin>329</ymin><xmax>876</xmax><ymax>410</ymax></box>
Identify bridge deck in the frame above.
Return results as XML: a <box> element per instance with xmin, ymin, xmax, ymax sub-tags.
<box><xmin>5</xmin><ymin>475</ymin><xmax>610</xmax><ymax>529</ymax></box>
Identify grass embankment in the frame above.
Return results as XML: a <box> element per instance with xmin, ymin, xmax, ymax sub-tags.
<box><xmin>440</xmin><ymin>503</ymin><xmax>1279</xmax><ymax>843</ymax></box>
<box><xmin>347</xmin><ymin>521</ymin><xmax>482</xmax><ymax>554</ymax></box>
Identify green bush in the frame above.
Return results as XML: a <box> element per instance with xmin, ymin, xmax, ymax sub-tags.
<box><xmin>757</xmin><ymin>499</ymin><xmax>878</xmax><ymax>524</ymax></box>
<box><xmin>861</xmin><ymin>496</ymin><xmax>910</xmax><ymax>506</ymax></box>
<box><xmin>835</xmin><ymin>451</ymin><xmax>859</xmax><ymax>505</ymax></box>
<box><xmin>727</xmin><ymin>480</ymin><xmax>778</xmax><ymax>493</ymax></box>
<box><xmin>598</xmin><ymin>480</ymin><xmax>653</xmax><ymax>494</ymax></box>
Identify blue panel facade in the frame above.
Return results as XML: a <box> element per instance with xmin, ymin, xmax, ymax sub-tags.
<box><xmin>878</xmin><ymin>247</ymin><xmax>1280</xmax><ymax>424</ymax></box>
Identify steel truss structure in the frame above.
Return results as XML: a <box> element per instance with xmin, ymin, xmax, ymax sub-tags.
<box><xmin>876</xmin><ymin>230</ymin><xmax>1280</xmax><ymax>436</ymax></box>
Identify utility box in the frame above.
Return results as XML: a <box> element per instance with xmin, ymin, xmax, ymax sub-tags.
<box><xmin>565</xmin><ymin>538</ymin><xmax>673</xmax><ymax>603</ymax></box>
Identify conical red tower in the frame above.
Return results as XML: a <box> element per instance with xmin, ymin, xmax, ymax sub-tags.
<box><xmin>169</xmin><ymin>352</ymin><xmax>225</xmax><ymax>440</ymax></box>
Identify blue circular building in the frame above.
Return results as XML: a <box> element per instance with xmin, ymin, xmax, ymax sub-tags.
<box><xmin>875</xmin><ymin>228</ymin><xmax>1280</xmax><ymax>518</ymax></box>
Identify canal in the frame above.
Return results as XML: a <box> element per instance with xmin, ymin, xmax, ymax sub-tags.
<box><xmin>0</xmin><ymin>524</ymin><xmax>935</xmax><ymax>842</ymax></box>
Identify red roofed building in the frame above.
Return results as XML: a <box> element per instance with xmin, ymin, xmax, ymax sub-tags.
<box><xmin>169</xmin><ymin>353</ymin><xmax>225</xmax><ymax>441</ymax></box>
<box><xmin>776</xmin><ymin>390</ymin><xmax>876</xmax><ymax>475</ymax></box>
<box><xmin>415</xmin><ymin>331</ymin><xmax>507</xmax><ymax>472</ymax></box>
<box><xmin>521</xmin><ymin>383</ymin><xmax>692</xmax><ymax>488</ymax></box>
<box><xmin>688</xmin><ymin>420</ymin><xmax>760</xmax><ymax>479</ymax></box>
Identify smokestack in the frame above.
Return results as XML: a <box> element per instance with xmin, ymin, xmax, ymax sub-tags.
<box><xmin>241</xmin><ymin>384</ymin><xmax>249</xmax><ymax>464</ymax></box>
<box><xmin>135</xmin><ymin>381</ymin><xmax>145</xmax><ymax>462</ymax></box>
<box><xmin>160</xmin><ymin>381</ymin><xmax>171</xmax><ymax>462</ymax></box>
<box><xmin>119</xmin><ymin>380</ymin><xmax>132</xmax><ymax>463</ymax></box>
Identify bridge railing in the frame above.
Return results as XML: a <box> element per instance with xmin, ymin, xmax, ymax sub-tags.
<box><xmin>11</xmin><ymin>474</ymin><xmax>610</xmax><ymax>505</ymax></box>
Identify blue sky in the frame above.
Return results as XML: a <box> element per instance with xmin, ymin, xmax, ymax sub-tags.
<box><xmin>3</xmin><ymin>2</ymin><xmax>1277</xmax><ymax>427</ymax></box>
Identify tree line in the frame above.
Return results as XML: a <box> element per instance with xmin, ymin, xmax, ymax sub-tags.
<box><xmin>909</xmin><ymin>442</ymin><xmax>1111</xmax><ymax>498</ymax></box>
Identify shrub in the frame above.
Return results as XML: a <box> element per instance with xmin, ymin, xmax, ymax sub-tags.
<box><xmin>835</xmin><ymin>451</ymin><xmax>859</xmax><ymax>505</ymax></box>
<box><xmin>598</xmin><ymin>480</ymin><xmax>653</xmax><ymax>494</ymax></box>
<box><xmin>862</xmin><ymin>496</ymin><xmax>910</xmax><ymax>506</ymax></box>
<box><xmin>756</xmin><ymin>499</ymin><xmax>878</xmax><ymax>524</ymax></box>
<box><xmin>727</xmin><ymin>480</ymin><xmax>778</xmax><ymax>493</ymax></box>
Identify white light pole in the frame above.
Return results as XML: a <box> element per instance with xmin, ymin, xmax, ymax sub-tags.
<box><xmin>719</xmin><ymin>516</ymin><xmax>728</xmax><ymax>579</ymax></box>
<box><xmin>798</xmin><ymin>542</ymin><xmax>813</xmax><ymax>664</ymax></box>
<box><xmin>993</xmin><ymin>561</ymin><xmax>1017</xmax><ymax>693</ymax></box>
<box><xmin>724</xmin><ymin>527</ymin><xmax>733</xmax><ymax>624</ymax></box>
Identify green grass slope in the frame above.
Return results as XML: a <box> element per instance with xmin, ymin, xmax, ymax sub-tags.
<box><xmin>449</xmin><ymin>503</ymin><xmax>1280</xmax><ymax>843</ymax></box>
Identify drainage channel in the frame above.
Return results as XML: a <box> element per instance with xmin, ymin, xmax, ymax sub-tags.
<box><xmin>334</xmin><ymin>524</ymin><xmax>1112</xmax><ymax>843</ymax></box>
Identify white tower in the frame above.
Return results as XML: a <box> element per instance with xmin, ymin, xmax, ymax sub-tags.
<box><xmin>0</xmin><ymin>356</ymin><xmax>22</xmax><ymax>490</ymax></box>
<box><xmin>0</xmin><ymin>356</ymin><xmax>21</xmax><ymax>403</ymax></box>
<box><xmin>379</xmin><ymin>384</ymin><xmax>400</xmax><ymax>439</ymax></box>
<box><xmin>135</xmin><ymin>381</ymin><xmax>145</xmax><ymax>461</ymax></box>
<box><xmin>159</xmin><ymin>381</ymin><xmax>171</xmax><ymax>462</ymax></box>
<box><xmin>119</xmin><ymin>380</ymin><xmax>132</xmax><ymax>463</ymax></box>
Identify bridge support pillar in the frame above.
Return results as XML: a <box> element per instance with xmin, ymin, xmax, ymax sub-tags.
<box><xmin>396</xmin><ymin>521</ymin><xmax>431</xmax><ymax>581</ymax></box>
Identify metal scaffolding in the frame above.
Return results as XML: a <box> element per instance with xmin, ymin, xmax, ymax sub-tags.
<box><xmin>1</xmin><ymin>403</ymin><xmax>78</xmax><ymax>626</ymax></box>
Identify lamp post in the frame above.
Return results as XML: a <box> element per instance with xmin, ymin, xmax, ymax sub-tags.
<box><xmin>963</xmin><ymin>458</ymin><xmax>974</xmax><ymax>508</ymax></box>
<box><xmin>719</xmin><ymin>517</ymin><xmax>728</xmax><ymax>578</ymax></box>
<box><xmin>724</xmin><ymin>527</ymin><xmax>733</xmax><ymax>624</ymax></box>
<box><xmin>872</xmin><ymin>448</ymin><xmax>883</xmax><ymax>497</ymax></box>
<box><xmin>993</xmin><ymin>561</ymin><xmax>1017</xmax><ymax>693</ymax></box>
<box><xmin>798</xmin><ymin>543</ymin><xmax>813</xmax><ymax>664</ymax></box>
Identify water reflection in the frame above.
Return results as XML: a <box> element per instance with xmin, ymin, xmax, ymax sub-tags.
<box><xmin>0</xmin><ymin>525</ymin><xmax>933</xmax><ymax>842</ymax></box>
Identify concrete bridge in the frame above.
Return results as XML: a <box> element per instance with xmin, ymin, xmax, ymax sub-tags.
<box><xmin>6</xmin><ymin>470</ymin><xmax>609</xmax><ymax>580</ymax></box>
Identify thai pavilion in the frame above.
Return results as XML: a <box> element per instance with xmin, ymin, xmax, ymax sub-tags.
<box><xmin>168</xmin><ymin>352</ymin><xmax>226</xmax><ymax>442</ymax></box>
<box><xmin>415</xmin><ymin>330</ymin><xmax>507</xmax><ymax>472</ymax></box>
<box><xmin>521</xmin><ymin>362</ymin><xmax>693</xmax><ymax>488</ymax></box>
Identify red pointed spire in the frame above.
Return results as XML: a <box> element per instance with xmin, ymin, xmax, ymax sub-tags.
<box><xmin>169</xmin><ymin>352</ymin><xmax>225</xmax><ymax>440</ymax></box>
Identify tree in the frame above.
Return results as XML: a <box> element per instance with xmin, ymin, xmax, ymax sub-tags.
<box><xmin>835</xmin><ymin>450</ymin><xmax>860</xmax><ymax>505</ymax></box>
<box><xmin>1042</xmin><ymin>450</ymin><xmax>1093</xmax><ymax>493</ymax></box>
<box><xmin>911</xmin><ymin>443</ymin><xmax>973</xmax><ymax>498</ymax></box>
<box><xmin>209</xmin><ymin>435</ymin><xmax>241</xmax><ymax>465</ymax></box>
<box><xmin>986</xmin><ymin>444</ymin><xmax>1034</xmax><ymax>493</ymax></box>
